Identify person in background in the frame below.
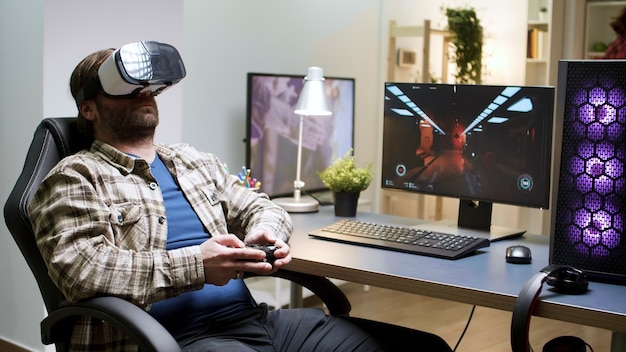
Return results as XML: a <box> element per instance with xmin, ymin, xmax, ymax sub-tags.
<box><xmin>28</xmin><ymin>42</ymin><xmax>452</xmax><ymax>352</ymax></box>
<box><xmin>604</xmin><ymin>7</ymin><xmax>626</xmax><ymax>59</ymax></box>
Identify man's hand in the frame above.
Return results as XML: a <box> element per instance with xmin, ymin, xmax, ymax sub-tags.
<box><xmin>245</xmin><ymin>230</ymin><xmax>292</xmax><ymax>273</ymax></box>
<box><xmin>199</xmin><ymin>234</ymin><xmax>272</xmax><ymax>285</ymax></box>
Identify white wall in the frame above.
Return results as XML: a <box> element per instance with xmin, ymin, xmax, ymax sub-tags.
<box><xmin>0</xmin><ymin>0</ymin><xmax>532</xmax><ymax>350</ymax></box>
<box><xmin>42</xmin><ymin>0</ymin><xmax>185</xmax><ymax>145</ymax></box>
<box><xmin>0</xmin><ymin>1</ymin><xmax>46</xmax><ymax>350</ymax></box>
<box><xmin>0</xmin><ymin>1</ymin><xmax>183</xmax><ymax>350</ymax></box>
<box><xmin>182</xmin><ymin>0</ymin><xmax>383</xmax><ymax>208</ymax></box>
<box><xmin>382</xmin><ymin>0</ymin><xmax>528</xmax><ymax>85</ymax></box>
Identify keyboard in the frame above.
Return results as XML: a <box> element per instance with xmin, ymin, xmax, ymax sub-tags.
<box><xmin>309</xmin><ymin>219</ymin><xmax>490</xmax><ymax>260</ymax></box>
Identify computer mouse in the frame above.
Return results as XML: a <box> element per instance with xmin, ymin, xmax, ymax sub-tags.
<box><xmin>506</xmin><ymin>245</ymin><xmax>532</xmax><ymax>264</ymax></box>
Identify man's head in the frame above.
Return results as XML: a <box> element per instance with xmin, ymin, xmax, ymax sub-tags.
<box><xmin>69</xmin><ymin>42</ymin><xmax>185</xmax><ymax>143</ymax></box>
<box><xmin>611</xmin><ymin>7</ymin><xmax>626</xmax><ymax>36</ymax></box>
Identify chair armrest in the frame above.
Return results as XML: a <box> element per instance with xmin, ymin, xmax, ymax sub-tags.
<box><xmin>41</xmin><ymin>296</ymin><xmax>181</xmax><ymax>352</ymax></box>
<box><xmin>264</xmin><ymin>268</ymin><xmax>352</xmax><ymax>316</ymax></box>
<box><xmin>41</xmin><ymin>271</ymin><xmax>349</xmax><ymax>351</ymax></box>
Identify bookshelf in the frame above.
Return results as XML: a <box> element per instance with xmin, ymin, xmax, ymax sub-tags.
<box><xmin>526</xmin><ymin>0</ymin><xmax>552</xmax><ymax>86</ymax></box>
<box><xmin>525</xmin><ymin>0</ymin><xmax>565</xmax><ymax>87</ymax></box>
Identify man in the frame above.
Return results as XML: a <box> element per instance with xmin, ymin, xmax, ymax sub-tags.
<box><xmin>604</xmin><ymin>6</ymin><xmax>626</xmax><ymax>59</ymax></box>
<box><xmin>28</xmin><ymin>42</ymin><xmax>451</xmax><ymax>352</ymax></box>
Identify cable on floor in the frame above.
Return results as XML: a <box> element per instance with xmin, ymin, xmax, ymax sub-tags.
<box><xmin>453</xmin><ymin>304</ymin><xmax>476</xmax><ymax>351</ymax></box>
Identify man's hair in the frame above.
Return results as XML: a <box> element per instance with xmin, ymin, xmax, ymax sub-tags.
<box><xmin>610</xmin><ymin>7</ymin><xmax>626</xmax><ymax>37</ymax></box>
<box><xmin>69</xmin><ymin>48</ymin><xmax>114</xmax><ymax>141</ymax></box>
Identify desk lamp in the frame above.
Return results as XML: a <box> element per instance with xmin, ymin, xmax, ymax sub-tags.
<box><xmin>273</xmin><ymin>67</ymin><xmax>332</xmax><ymax>213</ymax></box>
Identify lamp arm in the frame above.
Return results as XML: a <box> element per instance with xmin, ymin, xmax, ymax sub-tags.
<box><xmin>293</xmin><ymin>114</ymin><xmax>306</xmax><ymax>202</ymax></box>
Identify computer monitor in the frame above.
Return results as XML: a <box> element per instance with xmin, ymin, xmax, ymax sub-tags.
<box><xmin>246</xmin><ymin>72</ymin><xmax>355</xmax><ymax>199</ymax></box>
<box><xmin>381</xmin><ymin>82</ymin><xmax>555</xmax><ymax>241</ymax></box>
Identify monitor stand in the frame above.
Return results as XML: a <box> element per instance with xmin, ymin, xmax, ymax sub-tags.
<box><xmin>413</xmin><ymin>199</ymin><xmax>526</xmax><ymax>242</ymax></box>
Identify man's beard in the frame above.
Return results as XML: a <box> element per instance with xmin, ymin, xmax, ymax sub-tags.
<box><xmin>95</xmin><ymin>97</ymin><xmax>159</xmax><ymax>142</ymax></box>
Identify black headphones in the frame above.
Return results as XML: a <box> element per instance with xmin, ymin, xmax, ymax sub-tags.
<box><xmin>511</xmin><ymin>264</ymin><xmax>591</xmax><ymax>352</ymax></box>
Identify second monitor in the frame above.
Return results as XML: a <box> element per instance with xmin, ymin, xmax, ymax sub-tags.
<box><xmin>246</xmin><ymin>72</ymin><xmax>355</xmax><ymax>199</ymax></box>
<box><xmin>382</xmin><ymin>83</ymin><xmax>555</xmax><ymax>241</ymax></box>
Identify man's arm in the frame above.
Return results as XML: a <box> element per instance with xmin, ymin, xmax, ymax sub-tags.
<box><xmin>28</xmin><ymin>160</ymin><xmax>205</xmax><ymax>307</ymax></box>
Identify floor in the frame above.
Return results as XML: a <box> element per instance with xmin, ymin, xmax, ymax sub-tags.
<box><xmin>306</xmin><ymin>282</ymin><xmax>612</xmax><ymax>352</ymax></box>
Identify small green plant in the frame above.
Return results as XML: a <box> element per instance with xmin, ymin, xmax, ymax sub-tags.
<box><xmin>318</xmin><ymin>149</ymin><xmax>374</xmax><ymax>193</ymax></box>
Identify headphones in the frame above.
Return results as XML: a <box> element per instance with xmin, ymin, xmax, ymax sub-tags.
<box><xmin>511</xmin><ymin>264</ymin><xmax>591</xmax><ymax>352</ymax></box>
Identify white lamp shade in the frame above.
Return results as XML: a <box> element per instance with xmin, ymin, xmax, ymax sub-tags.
<box><xmin>294</xmin><ymin>67</ymin><xmax>332</xmax><ymax>116</ymax></box>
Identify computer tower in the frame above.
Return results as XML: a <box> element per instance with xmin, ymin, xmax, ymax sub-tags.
<box><xmin>550</xmin><ymin>60</ymin><xmax>626</xmax><ymax>283</ymax></box>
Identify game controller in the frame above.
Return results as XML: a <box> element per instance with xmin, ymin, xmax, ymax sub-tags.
<box><xmin>246</xmin><ymin>244</ymin><xmax>278</xmax><ymax>265</ymax></box>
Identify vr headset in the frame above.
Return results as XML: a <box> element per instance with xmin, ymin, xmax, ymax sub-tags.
<box><xmin>76</xmin><ymin>41</ymin><xmax>186</xmax><ymax>106</ymax></box>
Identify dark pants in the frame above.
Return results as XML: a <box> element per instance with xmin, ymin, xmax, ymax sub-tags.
<box><xmin>180</xmin><ymin>304</ymin><xmax>451</xmax><ymax>352</ymax></box>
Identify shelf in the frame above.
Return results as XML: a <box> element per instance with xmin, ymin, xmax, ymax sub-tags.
<box><xmin>528</xmin><ymin>21</ymin><xmax>549</xmax><ymax>31</ymax></box>
<box><xmin>587</xmin><ymin>1</ymin><xmax>626</xmax><ymax>6</ymax></box>
<box><xmin>586</xmin><ymin>51</ymin><xmax>608</xmax><ymax>59</ymax></box>
<box><xmin>526</xmin><ymin>0</ymin><xmax>555</xmax><ymax>86</ymax></box>
<box><xmin>584</xmin><ymin>1</ymin><xmax>626</xmax><ymax>59</ymax></box>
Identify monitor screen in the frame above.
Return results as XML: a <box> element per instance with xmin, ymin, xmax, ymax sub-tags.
<box><xmin>246</xmin><ymin>72</ymin><xmax>355</xmax><ymax>198</ymax></box>
<box><xmin>381</xmin><ymin>82</ymin><xmax>555</xmax><ymax>239</ymax></box>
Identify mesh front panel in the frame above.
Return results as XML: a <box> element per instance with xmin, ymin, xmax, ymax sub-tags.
<box><xmin>552</xmin><ymin>61</ymin><xmax>626</xmax><ymax>282</ymax></box>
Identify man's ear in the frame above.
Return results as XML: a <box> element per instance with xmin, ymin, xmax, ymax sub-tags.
<box><xmin>79</xmin><ymin>100</ymin><xmax>97</xmax><ymax>121</ymax></box>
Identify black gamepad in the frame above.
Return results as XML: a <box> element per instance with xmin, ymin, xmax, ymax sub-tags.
<box><xmin>246</xmin><ymin>244</ymin><xmax>278</xmax><ymax>265</ymax></box>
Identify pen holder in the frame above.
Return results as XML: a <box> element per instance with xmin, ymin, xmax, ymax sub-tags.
<box><xmin>237</xmin><ymin>166</ymin><xmax>261</xmax><ymax>191</ymax></box>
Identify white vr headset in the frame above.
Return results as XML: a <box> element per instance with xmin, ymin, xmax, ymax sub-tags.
<box><xmin>76</xmin><ymin>41</ymin><xmax>186</xmax><ymax>105</ymax></box>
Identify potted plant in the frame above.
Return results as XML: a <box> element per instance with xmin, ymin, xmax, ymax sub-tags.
<box><xmin>318</xmin><ymin>149</ymin><xmax>374</xmax><ymax>217</ymax></box>
<box><xmin>539</xmin><ymin>6</ymin><xmax>548</xmax><ymax>22</ymax></box>
<box><xmin>445</xmin><ymin>7</ymin><xmax>483</xmax><ymax>84</ymax></box>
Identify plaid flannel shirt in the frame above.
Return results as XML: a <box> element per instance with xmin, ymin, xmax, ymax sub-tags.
<box><xmin>604</xmin><ymin>36</ymin><xmax>626</xmax><ymax>59</ymax></box>
<box><xmin>28</xmin><ymin>140</ymin><xmax>292</xmax><ymax>351</ymax></box>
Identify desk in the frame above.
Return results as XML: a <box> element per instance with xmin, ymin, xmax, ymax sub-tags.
<box><xmin>285</xmin><ymin>207</ymin><xmax>626</xmax><ymax>347</ymax></box>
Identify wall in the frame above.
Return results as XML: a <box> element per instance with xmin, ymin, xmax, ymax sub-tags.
<box><xmin>383</xmin><ymin>0</ymin><xmax>527</xmax><ymax>85</ymax></box>
<box><xmin>0</xmin><ymin>0</ymin><xmax>532</xmax><ymax>350</ymax></box>
<box><xmin>0</xmin><ymin>1</ymin><xmax>183</xmax><ymax>350</ymax></box>
<box><xmin>182</xmin><ymin>0</ymin><xmax>383</xmax><ymax>206</ymax></box>
<box><xmin>0</xmin><ymin>1</ymin><xmax>46</xmax><ymax>350</ymax></box>
<box><xmin>42</xmin><ymin>1</ymin><xmax>185</xmax><ymax>145</ymax></box>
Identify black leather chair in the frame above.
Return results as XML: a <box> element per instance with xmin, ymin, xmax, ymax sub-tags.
<box><xmin>4</xmin><ymin>117</ymin><xmax>351</xmax><ymax>352</ymax></box>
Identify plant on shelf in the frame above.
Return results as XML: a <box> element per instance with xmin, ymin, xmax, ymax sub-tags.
<box><xmin>445</xmin><ymin>7</ymin><xmax>483</xmax><ymax>84</ymax></box>
<box><xmin>318</xmin><ymin>149</ymin><xmax>373</xmax><ymax>216</ymax></box>
<box><xmin>539</xmin><ymin>6</ymin><xmax>548</xmax><ymax>21</ymax></box>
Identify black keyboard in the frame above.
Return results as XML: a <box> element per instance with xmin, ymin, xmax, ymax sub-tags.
<box><xmin>309</xmin><ymin>219</ymin><xmax>490</xmax><ymax>260</ymax></box>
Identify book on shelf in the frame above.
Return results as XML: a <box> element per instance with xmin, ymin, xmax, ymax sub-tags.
<box><xmin>527</xmin><ymin>28</ymin><xmax>546</xmax><ymax>59</ymax></box>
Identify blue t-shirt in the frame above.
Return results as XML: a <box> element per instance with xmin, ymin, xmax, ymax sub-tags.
<box><xmin>147</xmin><ymin>154</ymin><xmax>256</xmax><ymax>338</ymax></box>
